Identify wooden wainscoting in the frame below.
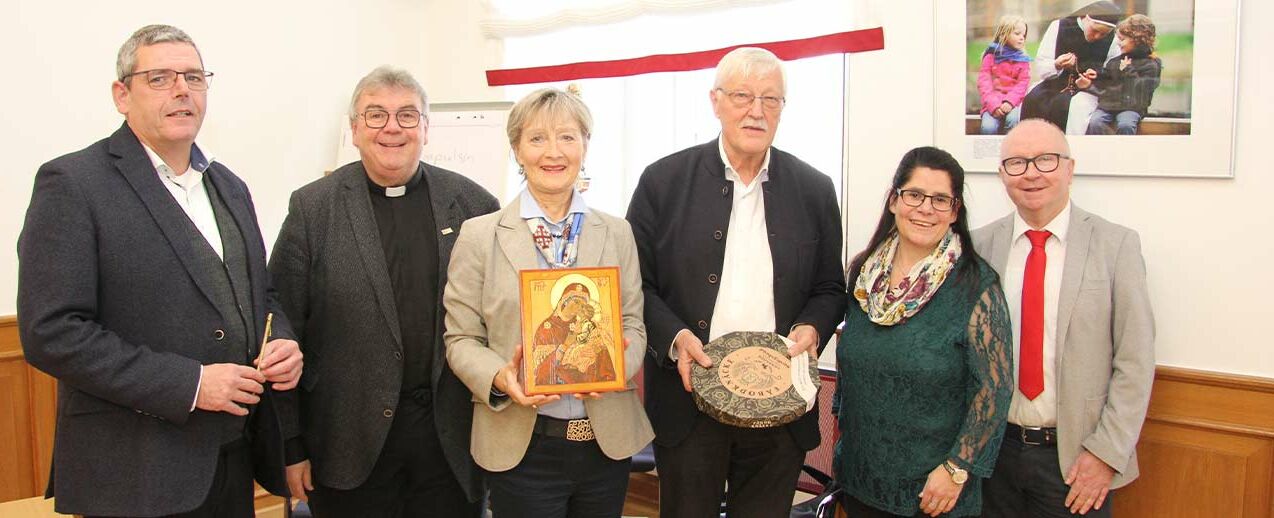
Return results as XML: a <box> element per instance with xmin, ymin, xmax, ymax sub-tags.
<box><xmin>1116</xmin><ymin>366</ymin><xmax>1274</xmax><ymax>518</ymax></box>
<box><xmin>0</xmin><ymin>315</ymin><xmax>56</xmax><ymax>503</ymax></box>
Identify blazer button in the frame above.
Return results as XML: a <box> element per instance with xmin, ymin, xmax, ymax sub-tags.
<box><xmin>697</xmin><ymin>320</ymin><xmax>708</xmax><ymax>330</ymax></box>
<box><xmin>721</xmin><ymin>185</ymin><xmax>730</xmax><ymax>196</ymax></box>
<box><xmin>713</xmin><ymin>230</ymin><xmax>723</xmax><ymax>240</ymax></box>
<box><xmin>394</xmin><ymin>351</ymin><xmax>403</xmax><ymax>360</ymax></box>
<box><xmin>383</xmin><ymin>409</ymin><xmax>394</xmax><ymax>418</ymax></box>
<box><xmin>212</xmin><ymin>329</ymin><xmax>225</xmax><ymax>341</ymax></box>
<box><xmin>707</xmin><ymin>274</ymin><xmax>719</xmax><ymax>284</ymax></box>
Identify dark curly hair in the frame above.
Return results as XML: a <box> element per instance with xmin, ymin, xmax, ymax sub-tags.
<box><xmin>1118</xmin><ymin>14</ymin><xmax>1157</xmax><ymax>53</ymax></box>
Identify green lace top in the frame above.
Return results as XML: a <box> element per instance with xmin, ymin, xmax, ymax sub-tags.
<box><xmin>834</xmin><ymin>257</ymin><xmax>1013</xmax><ymax>517</ymax></box>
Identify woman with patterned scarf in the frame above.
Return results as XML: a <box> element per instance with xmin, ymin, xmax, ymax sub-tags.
<box><xmin>833</xmin><ymin>146</ymin><xmax>1014</xmax><ymax>517</ymax></box>
<box><xmin>442</xmin><ymin>87</ymin><xmax>652</xmax><ymax>518</ymax></box>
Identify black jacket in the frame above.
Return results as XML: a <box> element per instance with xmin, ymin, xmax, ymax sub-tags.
<box><xmin>1091</xmin><ymin>49</ymin><xmax>1163</xmax><ymax>115</ymax></box>
<box><xmin>626</xmin><ymin>139</ymin><xmax>846</xmax><ymax>451</ymax></box>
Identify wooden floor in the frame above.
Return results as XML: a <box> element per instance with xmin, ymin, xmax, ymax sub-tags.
<box><xmin>623</xmin><ymin>473</ymin><xmax>660</xmax><ymax>517</ymax></box>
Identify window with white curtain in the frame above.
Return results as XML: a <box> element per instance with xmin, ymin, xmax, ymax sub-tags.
<box><xmin>491</xmin><ymin>0</ymin><xmax>852</xmax><ymax>216</ymax></box>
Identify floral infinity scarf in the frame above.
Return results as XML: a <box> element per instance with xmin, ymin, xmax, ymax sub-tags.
<box><xmin>853</xmin><ymin>230</ymin><xmax>962</xmax><ymax>326</ymax></box>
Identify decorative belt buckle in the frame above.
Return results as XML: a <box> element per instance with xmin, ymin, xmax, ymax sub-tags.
<box><xmin>565</xmin><ymin>419</ymin><xmax>595</xmax><ymax>441</ymax></box>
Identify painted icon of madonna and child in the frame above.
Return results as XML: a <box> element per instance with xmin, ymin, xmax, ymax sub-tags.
<box><xmin>519</xmin><ymin>268</ymin><xmax>626</xmax><ymax>395</ymax></box>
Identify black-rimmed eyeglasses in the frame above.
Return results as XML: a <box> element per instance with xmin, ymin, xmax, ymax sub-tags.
<box><xmin>1000</xmin><ymin>153</ymin><xmax>1070</xmax><ymax>176</ymax></box>
<box><xmin>895</xmin><ymin>189</ymin><xmax>958</xmax><ymax>212</ymax></box>
<box><xmin>714</xmin><ymin>88</ymin><xmax>785</xmax><ymax>110</ymax></box>
<box><xmin>120</xmin><ymin>69</ymin><xmax>214</xmax><ymax>91</ymax></box>
<box><xmin>360</xmin><ymin>109</ymin><xmax>423</xmax><ymax>129</ymax></box>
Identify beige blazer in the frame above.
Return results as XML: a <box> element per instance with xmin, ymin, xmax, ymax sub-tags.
<box><xmin>973</xmin><ymin>204</ymin><xmax>1155</xmax><ymax>488</ymax></box>
<box><xmin>443</xmin><ymin>197</ymin><xmax>654</xmax><ymax>472</ymax></box>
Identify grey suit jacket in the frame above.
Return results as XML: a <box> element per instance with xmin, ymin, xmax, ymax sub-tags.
<box><xmin>17</xmin><ymin>123</ymin><xmax>296</xmax><ymax>516</ymax></box>
<box><xmin>443</xmin><ymin>197</ymin><xmax>654</xmax><ymax>472</ymax></box>
<box><xmin>268</xmin><ymin>161</ymin><xmax>498</xmax><ymax>497</ymax></box>
<box><xmin>973</xmin><ymin>204</ymin><xmax>1155</xmax><ymax>488</ymax></box>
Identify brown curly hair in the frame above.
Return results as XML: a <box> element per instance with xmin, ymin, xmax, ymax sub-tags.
<box><xmin>1118</xmin><ymin>14</ymin><xmax>1157</xmax><ymax>52</ymax></box>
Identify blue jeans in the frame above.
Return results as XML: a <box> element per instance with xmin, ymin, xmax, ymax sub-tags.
<box><xmin>980</xmin><ymin>106</ymin><xmax>1022</xmax><ymax>135</ymax></box>
<box><xmin>1087</xmin><ymin>108</ymin><xmax>1143</xmax><ymax>135</ymax></box>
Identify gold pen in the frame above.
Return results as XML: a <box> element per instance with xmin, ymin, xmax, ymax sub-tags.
<box><xmin>255</xmin><ymin>313</ymin><xmax>274</xmax><ymax>371</ymax></box>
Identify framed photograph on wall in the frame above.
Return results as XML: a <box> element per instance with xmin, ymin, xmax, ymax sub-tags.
<box><xmin>934</xmin><ymin>0</ymin><xmax>1241</xmax><ymax>177</ymax></box>
<box><xmin>519</xmin><ymin>267</ymin><xmax>626</xmax><ymax>396</ymax></box>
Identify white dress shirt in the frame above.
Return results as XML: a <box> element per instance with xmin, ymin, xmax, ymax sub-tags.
<box><xmin>708</xmin><ymin>139</ymin><xmax>777</xmax><ymax>341</ymax></box>
<box><xmin>669</xmin><ymin>140</ymin><xmax>778</xmax><ymax>357</ymax></box>
<box><xmin>141</xmin><ymin>142</ymin><xmax>219</xmax><ymax>411</ymax></box>
<box><xmin>1004</xmin><ymin>203</ymin><xmax>1071</xmax><ymax>427</ymax></box>
<box><xmin>142</xmin><ymin>143</ymin><xmax>223</xmax><ymax>258</ymax></box>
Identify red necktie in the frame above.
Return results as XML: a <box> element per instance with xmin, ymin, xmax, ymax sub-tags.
<box><xmin>1019</xmin><ymin>230</ymin><xmax>1051</xmax><ymax>400</ymax></box>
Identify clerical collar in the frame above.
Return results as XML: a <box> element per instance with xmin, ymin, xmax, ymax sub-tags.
<box><xmin>367</xmin><ymin>167</ymin><xmax>424</xmax><ymax>198</ymax></box>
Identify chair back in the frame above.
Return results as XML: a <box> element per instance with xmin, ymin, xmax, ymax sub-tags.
<box><xmin>795</xmin><ymin>367</ymin><xmax>840</xmax><ymax>495</ymax></box>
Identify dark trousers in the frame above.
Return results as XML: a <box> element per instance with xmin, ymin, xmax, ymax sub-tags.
<box><xmin>86</xmin><ymin>439</ymin><xmax>253</xmax><ymax>518</ymax></box>
<box><xmin>838</xmin><ymin>493</ymin><xmax>923</xmax><ymax>518</ymax></box>
<box><xmin>485</xmin><ymin>431</ymin><xmax>631</xmax><ymax>518</ymax></box>
<box><xmin>982</xmin><ymin>433</ymin><xmax>1113</xmax><ymax>518</ymax></box>
<box><xmin>308</xmin><ymin>398</ymin><xmax>477</xmax><ymax>518</ymax></box>
<box><xmin>654</xmin><ymin>414</ymin><xmax>805</xmax><ymax>518</ymax></box>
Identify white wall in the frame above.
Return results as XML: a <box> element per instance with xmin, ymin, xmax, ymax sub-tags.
<box><xmin>4</xmin><ymin>1</ymin><xmax>1270</xmax><ymax>378</ymax></box>
<box><xmin>1</xmin><ymin>0</ymin><xmax>432</xmax><ymax>315</ymax></box>
<box><xmin>414</xmin><ymin>1</ymin><xmax>1273</xmax><ymax>378</ymax></box>
<box><xmin>844</xmin><ymin>0</ymin><xmax>1272</xmax><ymax>378</ymax></box>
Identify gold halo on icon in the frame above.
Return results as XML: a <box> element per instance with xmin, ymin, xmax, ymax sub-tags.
<box><xmin>550</xmin><ymin>273</ymin><xmax>599</xmax><ymax>308</ymax></box>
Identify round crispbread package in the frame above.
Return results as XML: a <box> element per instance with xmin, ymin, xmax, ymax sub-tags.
<box><xmin>690</xmin><ymin>331</ymin><xmax>819</xmax><ymax>428</ymax></box>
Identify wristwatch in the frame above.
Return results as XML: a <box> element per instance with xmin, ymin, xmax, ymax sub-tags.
<box><xmin>943</xmin><ymin>460</ymin><xmax>969</xmax><ymax>485</ymax></box>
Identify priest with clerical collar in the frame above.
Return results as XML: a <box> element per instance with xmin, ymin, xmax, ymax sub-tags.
<box><xmin>268</xmin><ymin>65</ymin><xmax>499</xmax><ymax>517</ymax></box>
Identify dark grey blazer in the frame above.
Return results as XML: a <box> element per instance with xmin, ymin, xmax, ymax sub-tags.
<box><xmin>626</xmin><ymin>139</ymin><xmax>847</xmax><ymax>452</ymax></box>
<box><xmin>268</xmin><ymin>161</ymin><xmax>498</xmax><ymax>498</ymax></box>
<box><xmin>17</xmin><ymin>123</ymin><xmax>296</xmax><ymax>516</ymax></box>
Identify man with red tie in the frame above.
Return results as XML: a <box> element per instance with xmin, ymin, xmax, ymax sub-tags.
<box><xmin>974</xmin><ymin>119</ymin><xmax>1155</xmax><ymax>517</ymax></box>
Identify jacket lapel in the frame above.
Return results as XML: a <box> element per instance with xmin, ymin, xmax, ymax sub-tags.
<box><xmin>990</xmin><ymin>214</ymin><xmax>1015</xmax><ymax>274</ymax></box>
<box><xmin>1055</xmin><ymin>205</ymin><xmax>1092</xmax><ymax>362</ymax></box>
<box><xmin>576</xmin><ymin>209</ymin><xmax>607</xmax><ymax>267</ymax></box>
<box><xmin>108</xmin><ymin>124</ymin><xmax>218</xmax><ymax>308</ymax></box>
<box><xmin>340</xmin><ymin>165</ymin><xmax>403</xmax><ymax>349</ymax></box>
<box><xmin>495</xmin><ymin>197</ymin><xmax>543</xmax><ymax>272</ymax></box>
<box><xmin>425</xmin><ymin>164</ymin><xmax>464</xmax><ymax>384</ymax></box>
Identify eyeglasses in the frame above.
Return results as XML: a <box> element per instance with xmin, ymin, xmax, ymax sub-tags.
<box><xmin>120</xmin><ymin>69</ymin><xmax>214</xmax><ymax>91</ymax></box>
<box><xmin>360</xmin><ymin>109</ymin><xmax>423</xmax><ymax>129</ymax></box>
<box><xmin>1000</xmin><ymin>153</ymin><xmax>1070</xmax><ymax>176</ymax></box>
<box><xmin>895</xmin><ymin>188</ymin><xmax>958</xmax><ymax>212</ymax></box>
<box><xmin>714</xmin><ymin>88</ymin><xmax>785</xmax><ymax>111</ymax></box>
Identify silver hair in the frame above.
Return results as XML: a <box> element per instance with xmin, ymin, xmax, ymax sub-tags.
<box><xmin>713</xmin><ymin>47</ymin><xmax>786</xmax><ymax>93</ymax></box>
<box><xmin>506</xmin><ymin>88</ymin><xmax>593</xmax><ymax>151</ymax></box>
<box><xmin>348</xmin><ymin>65</ymin><xmax>430</xmax><ymax>123</ymax></box>
<box><xmin>116</xmin><ymin>25</ymin><xmax>200</xmax><ymax>81</ymax></box>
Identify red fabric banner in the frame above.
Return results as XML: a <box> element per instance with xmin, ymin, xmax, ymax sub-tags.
<box><xmin>485</xmin><ymin>27</ymin><xmax>884</xmax><ymax>87</ymax></box>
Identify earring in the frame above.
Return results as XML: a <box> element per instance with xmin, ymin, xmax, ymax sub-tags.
<box><xmin>518</xmin><ymin>165</ymin><xmax>525</xmax><ymax>175</ymax></box>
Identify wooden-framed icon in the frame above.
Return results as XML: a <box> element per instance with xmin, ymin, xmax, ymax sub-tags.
<box><xmin>519</xmin><ymin>266</ymin><xmax>626</xmax><ymax>396</ymax></box>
